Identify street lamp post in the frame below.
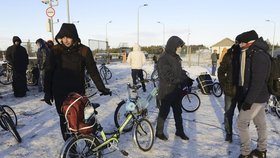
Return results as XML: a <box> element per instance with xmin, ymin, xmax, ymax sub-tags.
<box><xmin>106</xmin><ymin>20</ymin><xmax>112</xmax><ymax>64</ymax></box>
<box><xmin>137</xmin><ymin>4</ymin><xmax>148</xmax><ymax>44</ymax></box>
<box><xmin>157</xmin><ymin>21</ymin><xmax>165</xmax><ymax>47</ymax></box>
<box><xmin>67</xmin><ymin>0</ymin><xmax>70</xmax><ymax>23</ymax></box>
<box><xmin>42</xmin><ymin>0</ymin><xmax>58</xmax><ymax>42</ymax></box>
<box><xmin>266</xmin><ymin>19</ymin><xmax>276</xmax><ymax>57</ymax></box>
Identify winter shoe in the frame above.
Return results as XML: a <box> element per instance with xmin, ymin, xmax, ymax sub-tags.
<box><xmin>225</xmin><ymin>134</ymin><xmax>232</xmax><ymax>143</ymax></box>
<box><xmin>175</xmin><ymin>131</ymin><xmax>189</xmax><ymax>140</ymax></box>
<box><xmin>238</xmin><ymin>154</ymin><xmax>252</xmax><ymax>158</ymax></box>
<box><xmin>250</xmin><ymin>149</ymin><xmax>266</xmax><ymax>158</ymax></box>
<box><xmin>155</xmin><ymin>132</ymin><xmax>168</xmax><ymax>140</ymax></box>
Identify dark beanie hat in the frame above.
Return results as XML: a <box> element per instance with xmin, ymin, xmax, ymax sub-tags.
<box><xmin>236</xmin><ymin>30</ymin><xmax>258</xmax><ymax>43</ymax></box>
<box><xmin>55</xmin><ymin>23</ymin><xmax>80</xmax><ymax>42</ymax></box>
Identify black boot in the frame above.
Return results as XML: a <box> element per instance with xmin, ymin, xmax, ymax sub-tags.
<box><xmin>175</xmin><ymin>130</ymin><xmax>189</xmax><ymax>140</ymax></box>
<box><xmin>155</xmin><ymin>132</ymin><xmax>168</xmax><ymax>140</ymax></box>
<box><xmin>250</xmin><ymin>149</ymin><xmax>266</xmax><ymax>158</ymax></box>
<box><xmin>156</xmin><ymin>117</ymin><xmax>167</xmax><ymax>140</ymax></box>
<box><xmin>225</xmin><ymin>134</ymin><xmax>232</xmax><ymax>143</ymax></box>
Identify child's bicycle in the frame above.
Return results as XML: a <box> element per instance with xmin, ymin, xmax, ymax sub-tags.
<box><xmin>114</xmin><ymin>79</ymin><xmax>201</xmax><ymax>133</ymax></box>
<box><xmin>59</xmin><ymin>94</ymin><xmax>154</xmax><ymax>158</ymax></box>
<box><xmin>0</xmin><ymin>105</ymin><xmax>21</xmax><ymax>143</ymax></box>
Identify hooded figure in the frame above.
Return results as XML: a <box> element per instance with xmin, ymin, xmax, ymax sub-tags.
<box><xmin>44</xmin><ymin>23</ymin><xmax>111</xmax><ymax>141</ymax></box>
<box><xmin>6</xmin><ymin>36</ymin><xmax>29</xmax><ymax>97</ymax></box>
<box><xmin>156</xmin><ymin>36</ymin><xmax>189</xmax><ymax>141</ymax></box>
<box><xmin>126</xmin><ymin>43</ymin><xmax>146</xmax><ymax>91</ymax></box>
<box><xmin>35</xmin><ymin>38</ymin><xmax>49</xmax><ymax>92</ymax></box>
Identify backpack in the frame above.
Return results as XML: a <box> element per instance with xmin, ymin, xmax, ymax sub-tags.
<box><xmin>268</xmin><ymin>57</ymin><xmax>280</xmax><ymax>97</ymax></box>
<box><xmin>61</xmin><ymin>92</ymin><xmax>97</xmax><ymax>135</ymax></box>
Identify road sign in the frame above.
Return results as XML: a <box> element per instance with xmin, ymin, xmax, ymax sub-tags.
<box><xmin>46</xmin><ymin>7</ymin><xmax>55</xmax><ymax>18</ymax></box>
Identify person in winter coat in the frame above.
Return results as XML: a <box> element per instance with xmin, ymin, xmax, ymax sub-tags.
<box><xmin>218</xmin><ymin>43</ymin><xmax>241</xmax><ymax>143</ymax></box>
<box><xmin>44</xmin><ymin>23</ymin><xmax>111</xmax><ymax>141</ymax></box>
<box><xmin>211</xmin><ymin>50</ymin><xmax>218</xmax><ymax>76</ymax></box>
<box><xmin>6</xmin><ymin>36</ymin><xmax>29</xmax><ymax>97</ymax></box>
<box><xmin>127</xmin><ymin>43</ymin><xmax>146</xmax><ymax>92</ymax></box>
<box><xmin>156</xmin><ymin>36</ymin><xmax>189</xmax><ymax>141</ymax></box>
<box><xmin>35</xmin><ymin>38</ymin><xmax>49</xmax><ymax>92</ymax></box>
<box><xmin>236</xmin><ymin>30</ymin><xmax>270</xmax><ymax>158</ymax></box>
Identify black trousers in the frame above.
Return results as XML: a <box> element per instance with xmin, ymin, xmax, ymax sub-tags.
<box><xmin>156</xmin><ymin>91</ymin><xmax>183</xmax><ymax>133</ymax></box>
<box><xmin>131</xmin><ymin>69</ymin><xmax>146</xmax><ymax>90</ymax></box>
<box><xmin>54</xmin><ymin>95</ymin><xmax>69</xmax><ymax>141</ymax></box>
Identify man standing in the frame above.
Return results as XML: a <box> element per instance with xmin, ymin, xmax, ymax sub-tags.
<box><xmin>236</xmin><ymin>30</ymin><xmax>270</xmax><ymax>158</ymax></box>
<box><xmin>35</xmin><ymin>38</ymin><xmax>49</xmax><ymax>92</ymax></box>
<box><xmin>127</xmin><ymin>43</ymin><xmax>146</xmax><ymax>92</ymax></box>
<box><xmin>156</xmin><ymin>36</ymin><xmax>188</xmax><ymax>141</ymax></box>
<box><xmin>218</xmin><ymin>43</ymin><xmax>241</xmax><ymax>143</ymax></box>
<box><xmin>211</xmin><ymin>50</ymin><xmax>218</xmax><ymax>76</ymax></box>
<box><xmin>6</xmin><ymin>36</ymin><xmax>29</xmax><ymax>97</ymax></box>
<box><xmin>44</xmin><ymin>23</ymin><xmax>111</xmax><ymax>141</ymax></box>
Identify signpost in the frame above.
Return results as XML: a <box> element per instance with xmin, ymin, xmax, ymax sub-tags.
<box><xmin>46</xmin><ymin>7</ymin><xmax>55</xmax><ymax>17</ymax></box>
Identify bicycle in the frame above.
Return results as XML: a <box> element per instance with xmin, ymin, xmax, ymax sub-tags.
<box><xmin>114</xmin><ymin>79</ymin><xmax>201</xmax><ymax>133</ymax></box>
<box><xmin>0</xmin><ymin>62</ymin><xmax>13</xmax><ymax>85</ymax></box>
<box><xmin>114</xmin><ymin>80</ymin><xmax>159</xmax><ymax>133</ymax></box>
<box><xmin>84</xmin><ymin>72</ymin><xmax>98</xmax><ymax>98</ymax></box>
<box><xmin>99</xmin><ymin>63</ymin><xmax>112</xmax><ymax>84</ymax></box>
<box><xmin>26</xmin><ymin>66</ymin><xmax>39</xmax><ymax>86</ymax></box>
<box><xmin>0</xmin><ymin>105</ymin><xmax>21</xmax><ymax>143</ymax></box>
<box><xmin>266</xmin><ymin>95</ymin><xmax>280</xmax><ymax>118</ymax></box>
<box><xmin>59</xmin><ymin>95</ymin><xmax>154</xmax><ymax>157</ymax></box>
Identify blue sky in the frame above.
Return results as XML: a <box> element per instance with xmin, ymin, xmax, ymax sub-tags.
<box><xmin>0</xmin><ymin>0</ymin><xmax>280</xmax><ymax>50</ymax></box>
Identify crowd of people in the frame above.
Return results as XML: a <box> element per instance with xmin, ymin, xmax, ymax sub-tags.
<box><xmin>1</xmin><ymin>23</ymin><xmax>271</xmax><ymax>158</ymax></box>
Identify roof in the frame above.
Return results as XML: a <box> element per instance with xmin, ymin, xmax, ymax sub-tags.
<box><xmin>211</xmin><ymin>38</ymin><xmax>234</xmax><ymax>47</ymax></box>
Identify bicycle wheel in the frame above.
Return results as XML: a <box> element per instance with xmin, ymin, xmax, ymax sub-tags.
<box><xmin>133</xmin><ymin>118</ymin><xmax>154</xmax><ymax>152</ymax></box>
<box><xmin>150</xmin><ymin>69</ymin><xmax>158</xmax><ymax>80</ymax></box>
<box><xmin>0</xmin><ymin>68</ymin><xmax>13</xmax><ymax>85</ymax></box>
<box><xmin>99</xmin><ymin>66</ymin><xmax>112</xmax><ymax>80</ymax></box>
<box><xmin>114</xmin><ymin>100</ymin><xmax>134</xmax><ymax>132</ymax></box>
<box><xmin>181</xmin><ymin>93</ymin><xmax>201</xmax><ymax>112</ymax></box>
<box><xmin>2</xmin><ymin>113</ymin><xmax>22</xmax><ymax>143</ymax></box>
<box><xmin>275</xmin><ymin>101</ymin><xmax>280</xmax><ymax>118</ymax></box>
<box><xmin>60</xmin><ymin>135</ymin><xmax>101</xmax><ymax>158</ymax></box>
<box><xmin>85</xmin><ymin>78</ymin><xmax>98</xmax><ymax>98</ymax></box>
<box><xmin>0</xmin><ymin>105</ymin><xmax>17</xmax><ymax>130</ymax></box>
<box><xmin>212</xmin><ymin>82</ymin><xmax>223</xmax><ymax>97</ymax></box>
<box><xmin>142</xmin><ymin>70</ymin><xmax>148</xmax><ymax>80</ymax></box>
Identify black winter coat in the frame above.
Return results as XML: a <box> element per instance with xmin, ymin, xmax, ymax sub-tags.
<box><xmin>243</xmin><ymin>37</ymin><xmax>271</xmax><ymax>104</ymax></box>
<box><xmin>158</xmin><ymin>36</ymin><xmax>185</xmax><ymax>99</ymax></box>
<box><xmin>218</xmin><ymin>45</ymin><xmax>241</xmax><ymax>97</ymax></box>
<box><xmin>44</xmin><ymin>44</ymin><xmax>106</xmax><ymax>98</ymax></box>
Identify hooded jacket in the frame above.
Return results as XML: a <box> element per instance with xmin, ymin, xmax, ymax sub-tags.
<box><xmin>218</xmin><ymin>44</ymin><xmax>241</xmax><ymax>97</ymax></box>
<box><xmin>6</xmin><ymin>36</ymin><xmax>29</xmax><ymax>72</ymax></box>
<box><xmin>157</xmin><ymin>36</ymin><xmax>185</xmax><ymax>99</ymax></box>
<box><xmin>243</xmin><ymin>37</ymin><xmax>271</xmax><ymax>104</ymax></box>
<box><xmin>127</xmin><ymin>44</ymin><xmax>146</xmax><ymax>69</ymax></box>
<box><xmin>36</xmin><ymin>38</ymin><xmax>49</xmax><ymax>70</ymax></box>
<box><xmin>44</xmin><ymin>23</ymin><xmax>106</xmax><ymax>97</ymax></box>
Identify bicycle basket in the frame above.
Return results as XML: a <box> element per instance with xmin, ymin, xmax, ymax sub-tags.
<box><xmin>62</xmin><ymin>92</ymin><xmax>97</xmax><ymax>135</ymax></box>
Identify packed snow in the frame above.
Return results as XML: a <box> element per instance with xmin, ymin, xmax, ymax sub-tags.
<box><xmin>1</xmin><ymin>60</ymin><xmax>280</xmax><ymax>158</ymax></box>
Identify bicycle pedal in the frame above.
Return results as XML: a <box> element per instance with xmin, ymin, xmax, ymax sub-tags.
<box><xmin>120</xmin><ymin>150</ymin><xmax>129</xmax><ymax>156</ymax></box>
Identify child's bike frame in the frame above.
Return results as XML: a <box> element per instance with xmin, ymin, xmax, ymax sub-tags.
<box><xmin>59</xmin><ymin>100</ymin><xmax>154</xmax><ymax>158</ymax></box>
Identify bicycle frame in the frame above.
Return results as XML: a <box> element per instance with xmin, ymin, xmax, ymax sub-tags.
<box><xmin>91</xmin><ymin>111</ymin><xmax>137</xmax><ymax>152</ymax></box>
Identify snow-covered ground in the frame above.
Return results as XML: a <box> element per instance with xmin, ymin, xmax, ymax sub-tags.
<box><xmin>0</xmin><ymin>61</ymin><xmax>280</xmax><ymax>158</ymax></box>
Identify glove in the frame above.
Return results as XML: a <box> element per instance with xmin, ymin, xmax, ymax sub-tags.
<box><xmin>241</xmin><ymin>102</ymin><xmax>252</xmax><ymax>111</ymax></box>
<box><xmin>100</xmin><ymin>88</ymin><xmax>111</xmax><ymax>96</ymax></box>
<box><xmin>44</xmin><ymin>93</ymin><xmax>53</xmax><ymax>105</ymax></box>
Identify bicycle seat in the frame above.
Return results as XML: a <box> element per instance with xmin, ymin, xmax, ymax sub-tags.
<box><xmin>90</xmin><ymin>103</ymin><xmax>100</xmax><ymax>109</ymax></box>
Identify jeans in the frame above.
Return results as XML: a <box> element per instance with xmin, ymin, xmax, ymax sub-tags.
<box><xmin>224</xmin><ymin>95</ymin><xmax>238</xmax><ymax>135</ymax></box>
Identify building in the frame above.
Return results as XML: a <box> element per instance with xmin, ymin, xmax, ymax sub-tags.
<box><xmin>210</xmin><ymin>38</ymin><xmax>234</xmax><ymax>63</ymax></box>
